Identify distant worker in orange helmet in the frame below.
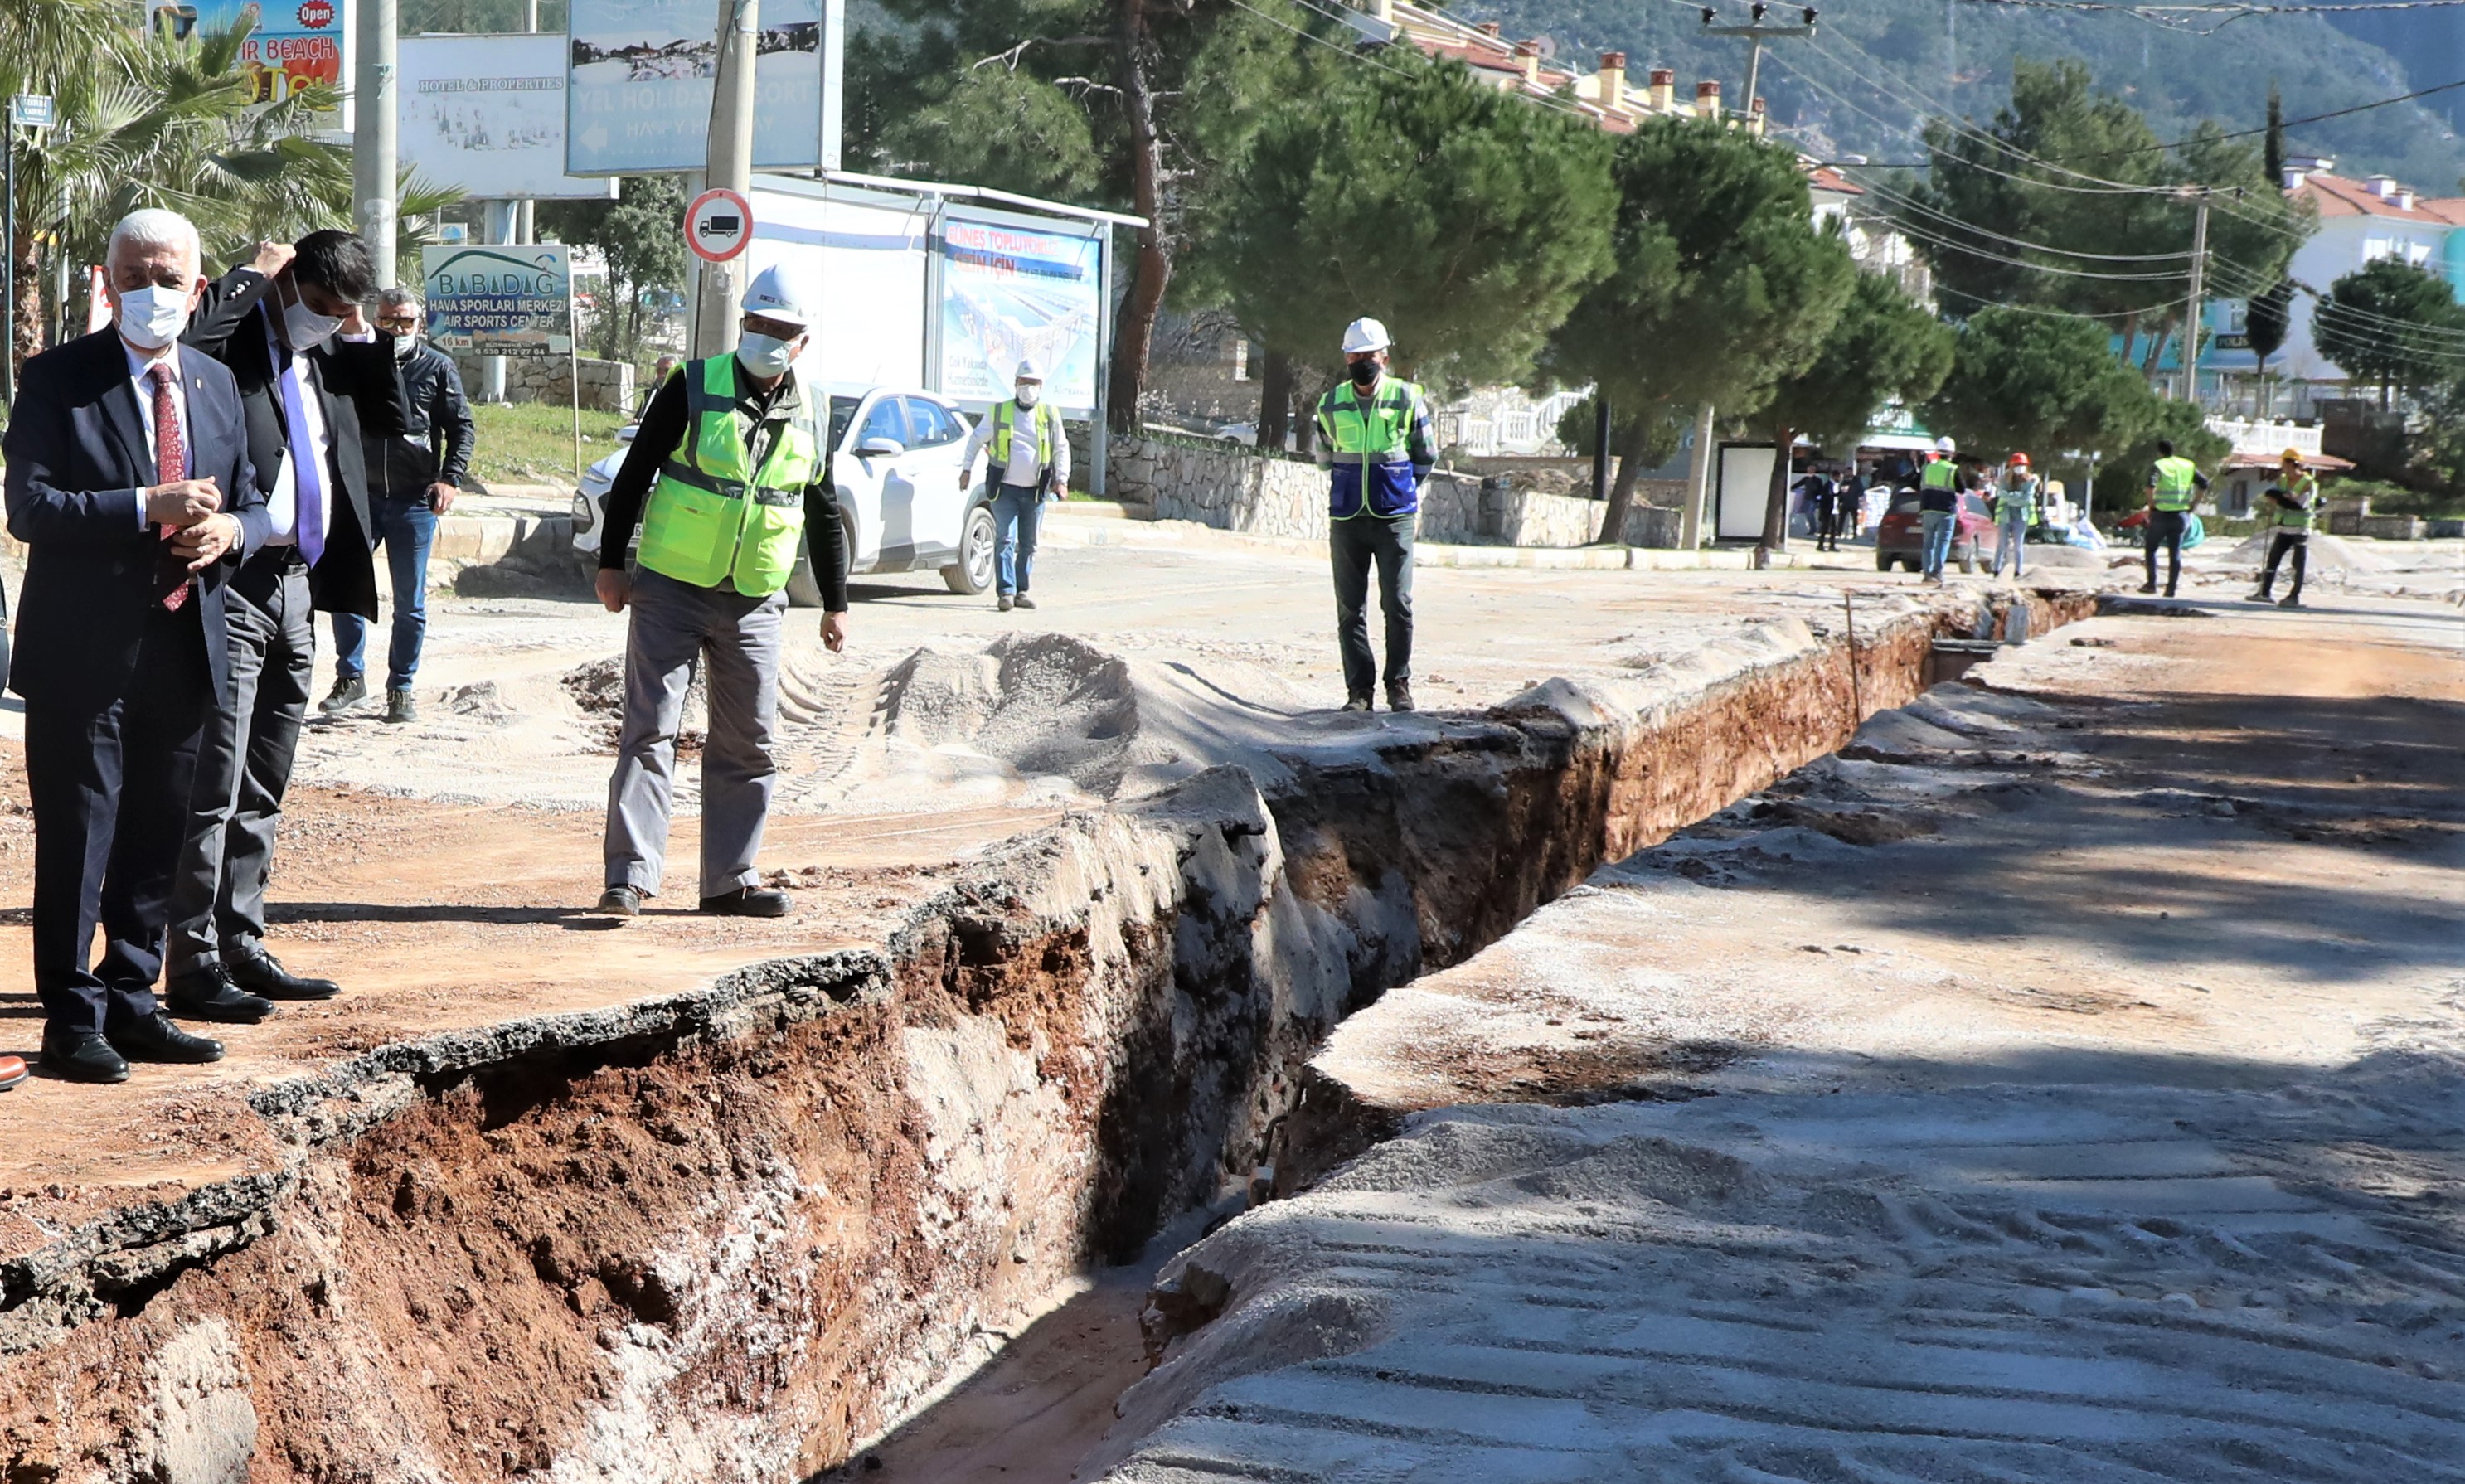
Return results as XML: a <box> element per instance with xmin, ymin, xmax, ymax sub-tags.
<box><xmin>1992</xmin><ymin>452</ymin><xmax>2040</xmax><ymax>580</ymax></box>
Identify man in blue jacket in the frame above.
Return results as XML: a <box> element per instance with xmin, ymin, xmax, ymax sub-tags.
<box><xmin>2</xmin><ymin>208</ymin><xmax>268</xmax><ymax>1082</ymax></box>
<box><xmin>1315</xmin><ymin>317</ymin><xmax>1434</xmax><ymax>714</ymax></box>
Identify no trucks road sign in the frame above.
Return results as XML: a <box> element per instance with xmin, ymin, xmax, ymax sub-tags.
<box><xmin>686</xmin><ymin>187</ymin><xmax>754</xmax><ymax>264</ymax></box>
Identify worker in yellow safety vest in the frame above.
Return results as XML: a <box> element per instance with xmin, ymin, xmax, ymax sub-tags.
<box><xmin>1917</xmin><ymin>436</ymin><xmax>1963</xmax><ymax>582</ymax></box>
<box><xmin>2139</xmin><ymin>438</ymin><xmax>2210</xmax><ymax>598</ymax></box>
<box><xmin>588</xmin><ymin>260</ymin><xmax>851</xmax><ymax>919</ymax></box>
<box><xmin>2250</xmin><ymin>448</ymin><xmax>2319</xmax><ymax>609</ymax></box>
<box><xmin>960</xmin><ymin>358</ymin><xmax>1070</xmax><ymax>612</ymax></box>
<box><xmin>1315</xmin><ymin>316</ymin><xmax>1435</xmax><ymax>713</ymax></box>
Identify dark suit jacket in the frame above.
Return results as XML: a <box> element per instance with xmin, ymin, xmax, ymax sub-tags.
<box><xmin>2</xmin><ymin>329</ymin><xmax>270</xmax><ymax>710</ymax></box>
<box><xmin>183</xmin><ymin>265</ymin><xmax>406</xmax><ymax>619</ymax></box>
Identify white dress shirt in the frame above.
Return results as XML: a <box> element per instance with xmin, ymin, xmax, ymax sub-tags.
<box><xmin>124</xmin><ymin>341</ymin><xmax>194</xmax><ymax>524</ymax></box>
<box><xmin>963</xmin><ymin>396</ymin><xmax>1070</xmax><ymax>492</ymax></box>
<box><xmin>260</xmin><ymin>323</ymin><xmax>337</xmax><ymax>549</ymax></box>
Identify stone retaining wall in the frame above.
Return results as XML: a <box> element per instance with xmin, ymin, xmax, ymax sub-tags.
<box><xmin>1108</xmin><ymin>434</ymin><xmax>1685</xmax><ymax>548</ymax></box>
<box><xmin>449</xmin><ymin>353</ymin><xmax>636</xmax><ymax>415</ymax></box>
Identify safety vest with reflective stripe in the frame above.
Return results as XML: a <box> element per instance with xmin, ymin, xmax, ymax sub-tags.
<box><xmin>1920</xmin><ymin>458</ymin><xmax>1958</xmax><ymax>491</ymax></box>
<box><xmin>1317</xmin><ymin>376</ymin><xmax>1427</xmax><ymax>519</ymax></box>
<box><xmin>1996</xmin><ymin>474</ymin><xmax>2040</xmax><ymax>524</ymax></box>
<box><xmin>2151</xmin><ymin>456</ymin><xmax>2201</xmax><ymax>512</ymax></box>
<box><xmin>990</xmin><ymin>398</ymin><xmax>1059</xmax><ymax>474</ymax></box>
<box><xmin>2273</xmin><ymin>473</ymin><xmax>2318</xmax><ymax>531</ymax></box>
<box><xmin>636</xmin><ymin>356</ymin><xmax>818</xmax><ymax>596</ymax></box>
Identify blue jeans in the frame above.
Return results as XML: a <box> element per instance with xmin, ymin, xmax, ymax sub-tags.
<box><xmin>1919</xmin><ymin>508</ymin><xmax>1955</xmax><ymax>577</ymax></box>
<box><xmin>1993</xmin><ymin>509</ymin><xmax>2029</xmax><ymax>577</ymax></box>
<box><xmin>332</xmin><ymin>495</ymin><xmax>437</xmax><ymax>691</ymax></box>
<box><xmin>992</xmin><ymin>484</ymin><xmax>1043</xmax><ymax>596</ymax></box>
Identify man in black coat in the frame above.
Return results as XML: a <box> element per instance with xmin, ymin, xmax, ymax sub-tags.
<box><xmin>167</xmin><ymin>230</ymin><xmax>404</xmax><ymax>1020</ymax></box>
<box><xmin>2</xmin><ymin>207</ymin><xmax>268</xmax><ymax>1083</ymax></box>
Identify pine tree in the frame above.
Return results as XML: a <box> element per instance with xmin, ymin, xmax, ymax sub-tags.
<box><xmin>2243</xmin><ymin>85</ymin><xmax>2293</xmax><ymax>415</ymax></box>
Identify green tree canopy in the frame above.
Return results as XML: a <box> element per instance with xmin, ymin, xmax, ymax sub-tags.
<box><xmin>1924</xmin><ymin>307</ymin><xmax>2147</xmax><ymax>463</ymax></box>
<box><xmin>2312</xmin><ymin>259</ymin><xmax>2465</xmax><ymax>407</ymax></box>
<box><xmin>537</xmin><ymin>175</ymin><xmax>687</xmax><ymax>364</ymax></box>
<box><xmin>1744</xmin><ymin>271</ymin><xmax>1954</xmax><ymax>547</ymax></box>
<box><xmin>1542</xmin><ymin>116</ymin><xmax>1856</xmax><ymax>534</ymax></box>
<box><xmin>1194</xmin><ymin>46</ymin><xmax>1616</xmax><ymax>390</ymax></box>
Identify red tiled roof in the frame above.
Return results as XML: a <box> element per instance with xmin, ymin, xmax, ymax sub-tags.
<box><xmin>1808</xmin><ymin>166</ymin><xmax>1865</xmax><ymax>197</ymax></box>
<box><xmin>2291</xmin><ymin>172</ymin><xmax>2448</xmax><ymax>224</ymax></box>
<box><xmin>2417</xmin><ymin>196</ymin><xmax>2465</xmax><ymax>227</ymax></box>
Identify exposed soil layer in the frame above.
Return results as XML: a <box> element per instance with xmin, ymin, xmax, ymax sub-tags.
<box><xmin>0</xmin><ymin>589</ymin><xmax>2091</xmax><ymax>1483</ymax></box>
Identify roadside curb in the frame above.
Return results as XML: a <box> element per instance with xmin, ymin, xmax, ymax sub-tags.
<box><xmin>1040</xmin><ymin>511</ymin><xmax>1811</xmax><ymax>570</ymax></box>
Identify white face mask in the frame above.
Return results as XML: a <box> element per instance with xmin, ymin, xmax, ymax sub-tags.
<box><xmin>1014</xmin><ymin>382</ymin><xmax>1040</xmax><ymax>407</ymax></box>
<box><xmin>391</xmin><ymin>332</ymin><xmax>419</xmax><ymax>361</ymax></box>
<box><xmin>735</xmin><ymin>331</ymin><xmax>800</xmax><ymax>379</ymax></box>
<box><xmin>116</xmin><ymin>284</ymin><xmax>192</xmax><ymax>352</ymax></box>
<box><xmin>282</xmin><ymin>292</ymin><xmax>342</xmax><ymax>352</ymax></box>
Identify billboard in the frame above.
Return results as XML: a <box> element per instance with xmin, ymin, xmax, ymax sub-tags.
<box><xmin>565</xmin><ymin>0</ymin><xmax>822</xmax><ymax>175</ymax></box>
<box><xmin>422</xmin><ymin>243</ymin><xmax>575</xmax><ymax>359</ymax></box>
<box><xmin>933</xmin><ymin>211</ymin><xmax>1104</xmax><ymax>419</ymax></box>
<box><xmin>745</xmin><ymin>182</ymin><xmax>932</xmax><ymax>395</ymax></box>
<box><xmin>400</xmin><ymin>35</ymin><xmax>615</xmax><ymax>201</ymax></box>
<box><xmin>146</xmin><ymin>0</ymin><xmax>352</xmax><ymax>123</ymax></box>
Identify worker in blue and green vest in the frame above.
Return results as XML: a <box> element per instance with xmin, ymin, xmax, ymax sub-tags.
<box><xmin>1917</xmin><ymin>436</ymin><xmax>1962</xmax><ymax>582</ymax></box>
<box><xmin>1315</xmin><ymin>317</ymin><xmax>1435</xmax><ymax>714</ymax></box>
<box><xmin>2140</xmin><ymin>438</ymin><xmax>2210</xmax><ymax>598</ymax></box>
<box><xmin>589</xmin><ymin>261</ymin><xmax>851</xmax><ymax>919</ymax></box>
<box><xmin>959</xmin><ymin>357</ymin><xmax>1070</xmax><ymax>612</ymax></box>
<box><xmin>2250</xmin><ymin>448</ymin><xmax>2318</xmax><ymax>609</ymax></box>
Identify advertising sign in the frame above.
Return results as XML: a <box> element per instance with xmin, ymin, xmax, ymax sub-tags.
<box><xmin>934</xmin><ymin>211</ymin><xmax>1104</xmax><ymax>418</ymax></box>
<box><xmin>421</xmin><ymin>243</ymin><xmax>574</xmax><ymax>359</ymax></box>
<box><xmin>565</xmin><ymin>0</ymin><xmax>822</xmax><ymax>175</ymax></box>
<box><xmin>398</xmin><ymin>35</ymin><xmax>614</xmax><ymax>201</ymax></box>
<box><xmin>743</xmin><ymin>181</ymin><xmax>931</xmax><ymax>395</ymax></box>
<box><xmin>146</xmin><ymin>0</ymin><xmax>352</xmax><ymax>121</ymax></box>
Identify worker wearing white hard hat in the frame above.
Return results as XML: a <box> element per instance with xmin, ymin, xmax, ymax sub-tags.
<box><xmin>1916</xmin><ymin>434</ymin><xmax>1963</xmax><ymax>584</ymax></box>
<box><xmin>1315</xmin><ymin>315</ymin><xmax>1434</xmax><ymax>713</ymax></box>
<box><xmin>960</xmin><ymin>356</ymin><xmax>1071</xmax><ymax>612</ymax></box>
<box><xmin>588</xmin><ymin>255</ymin><xmax>850</xmax><ymax>921</ymax></box>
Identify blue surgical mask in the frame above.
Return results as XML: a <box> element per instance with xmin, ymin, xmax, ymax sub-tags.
<box><xmin>736</xmin><ymin>332</ymin><xmax>798</xmax><ymax>379</ymax></box>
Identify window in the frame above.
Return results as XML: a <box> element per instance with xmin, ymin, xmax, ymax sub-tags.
<box><xmin>827</xmin><ymin>395</ymin><xmax>863</xmax><ymax>450</ymax></box>
<box><xmin>899</xmin><ymin>397</ymin><xmax>963</xmax><ymax>447</ymax></box>
<box><xmin>2362</xmin><ymin>237</ymin><xmax>2392</xmax><ymax>263</ymax></box>
<box><xmin>856</xmin><ymin>399</ymin><xmax>907</xmax><ymax>449</ymax></box>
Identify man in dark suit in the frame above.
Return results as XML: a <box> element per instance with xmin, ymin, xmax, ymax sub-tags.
<box><xmin>167</xmin><ymin>230</ymin><xmax>403</xmax><ymax>1019</ymax></box>
<box><xmin>3</xmin><ymin>207</ymin><xmax>268</xmax><ymax>1082</ymax></box>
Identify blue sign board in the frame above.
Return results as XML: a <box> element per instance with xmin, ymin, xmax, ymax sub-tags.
<box><xmin>421</xmin><ymin>244</ymin><xmax>574</xmax><ymax>359</ymax></box>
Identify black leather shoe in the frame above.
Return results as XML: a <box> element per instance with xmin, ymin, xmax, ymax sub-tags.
<box><xmin>165</xmin><ymin>963</ymin><xmax>274</xmax><ymax>1024</ymax></box>
<box><xmin>43</xmin><ymin>1030</ymin><xmax>130</xmax><ymax>1084</ymax></box>
<box><xmin>225</xmin><ymin>947</ymin><xmax>342</xmax><ymax>1001</ymax></box>
<box><xmin>105</xmin><ymin>1013</ymin><xmax>225</xmax><ymax>1065</ymax></box>
<box><xmin>699</xmin><ymin>886</ymin><xmax>791</xmax><ymax>918</ymax></box>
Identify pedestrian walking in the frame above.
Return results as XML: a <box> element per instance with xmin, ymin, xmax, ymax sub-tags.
<box><xmin>2249</xmin><ymin>449</ymin><xmax>2319</xmax><ymax>609</ymax></box>
<box><xmin>1793</xmin><ymin>466</ymin><xmax>1833</xmax><ymax>546</ymax></box>
<box><xmin>1992</xmin><ymin>453</ymin><xmax>2040</xmax><ymax>580</ymax></box>
<box><xmin>322</xmin><ymin>287</ymin><xmax>473</xmax><ymax>723</ymax></box>
<box><xmin>1833</xmin><ymin>467</ymin><xmax>1866</xmax><ymax>550</ymax></box>
<box><xmin>1917</xmin><ymin>437</ymin><xmax>1960</xmax><ymax>583</ymax></box>
<box><xmin>1316</xmin><ymin>317</ymin><xmax>1434</xmax><ymax>714</ymax></box>
<box><xmin>2139</xmin><ymin>438</ymin><xmax>2210</xmax><ymax>598</ymax></box>
<box><xmin>167</xmin><ymin>230</ymin><xmax>406</xmax><ymax>1018</ymax></box>
<box><xmin>958</xmin><ymin>358</ymin><xmax>1069</xmax><ymax>612</ymax></box>
<box><xmin>2</xmin><ymin>208</ymin><xmax>264</xmax><ymax>1082</ymax></box>
<box><xmin>590</xmin><ymin>262</ymin><xmax>851</xmax><ymax>919</ymax></box>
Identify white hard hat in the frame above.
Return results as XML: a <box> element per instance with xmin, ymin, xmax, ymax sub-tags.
<box><xmin>741</xmin><ymin>260</ymin><xmax>818</xmax><ymax>330</ymax></box>
<box><xmin>1014</xmin><ymin>358</ymin><xmax>1044</xmax><ymax>382</ymax></box>
<box><xmin>1934</xmin><ymin>435</ymin><xmax>1957</xmax><ymax>454</ymax></box>
<box><xmin>1341</xmin><ymin>317</ymin><xmax>1391</xmax><ymax>355</ymax></box>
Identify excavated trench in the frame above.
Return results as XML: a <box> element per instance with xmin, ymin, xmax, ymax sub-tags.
<box><xmin>0</xmin><ymin>588</ymin><xmax>2095</xmax><ymax>1484</ymax></box>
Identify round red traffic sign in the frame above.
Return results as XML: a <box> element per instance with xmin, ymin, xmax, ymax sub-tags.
<box><xmin>685</xmin><ymin>188</ymin><xmax>754</xmax><ymax>264</ymax></box>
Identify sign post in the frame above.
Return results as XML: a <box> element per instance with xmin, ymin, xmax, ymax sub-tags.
<box><xmin>421</xmin><ymin>242</ymin><xmax>579</xmax><ymax>477</ymax></box>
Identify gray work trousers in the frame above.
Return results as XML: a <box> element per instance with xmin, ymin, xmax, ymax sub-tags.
<box><xmin>604</xmin><ymin>567</ymin><xmax>786</xmax><ymax>900</ymax></box>
<box><xmin>1332</xmin><ymin>512</ymin><xmax>1415</xmax><ymax>699</ymax></box>
<box><xmin>168</xmin><ymin>550</ymin><xmax>314</xmax><ymax>972</ymax></box>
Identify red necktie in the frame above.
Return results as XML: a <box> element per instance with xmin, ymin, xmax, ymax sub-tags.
<box><xmin>148</xmin><ymin>363</ymin><xmax>191</xmax><ymax>612</ymax></box>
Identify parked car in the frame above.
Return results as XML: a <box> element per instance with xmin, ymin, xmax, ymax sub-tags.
<box><xmin>572</xmin><ymin>385</ymin><xmax>995</xmax><ymax>604</ymax></box>
<box><xmin>1874</xmin><ymin>487</ymin><xmax>1994</xmax><ymax>573</ymax></box>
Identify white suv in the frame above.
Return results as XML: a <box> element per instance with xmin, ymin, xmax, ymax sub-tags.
<box><xmin>571</xmin><ymin>384</ymin><xmax>996</xmax><ymax>604</ymax></box>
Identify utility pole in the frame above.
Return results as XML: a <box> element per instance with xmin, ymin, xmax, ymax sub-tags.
<box><xmin>1701</xmin><ymin>3</ymin><xmax>1817</xmax><ymax>124</ymax></box>
<box><xmin>694</xmin><ymin>0</ymin><xmax>759</xmax><ymax>358</ymax></box>
<box><xmin>3</xmin><ymin>94</ymin><xmax>50</xmax><ymax>404</ymax></box>
<box><xmin>517</xmin><ymin>0</ymin><xmax>539</xmax><ymax>246</ymax></box>
<box><xmin>353</xmin><ymin>0</ymin><xmax>399</xmax><ymax>288</ymax></box>
<box><xmin>2179</xmin><ymin>191</ymin><xmax>2210</xmax><ymax>405</ymax></box>
<box><xmin>1681</xmin><ymin>402</ymin><xmax>1716</xmax><ymax>548</ymax></box>
<box><xmin>1591</xmin><ymin>394</ymin><xmax>1612</xmax><ymax>508</ymax></box>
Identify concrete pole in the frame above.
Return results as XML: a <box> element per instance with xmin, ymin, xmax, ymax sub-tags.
<box><xmin>353</xmin><ymin>0</ymin><xmax>399</xmax><ymax>288</ymax></box>
<box><xmin>694</xmin><ymin>0</ymin><xmax>759</xmax><ymax>359</ymax></box>
<box><xmin>2181</xmin><ymin>195</ymin><xmax>2210</xmax><ymax>404</ymax></box>
<box><xmin>519</xmin><ymin>0</ymin><xmax>539</xmax><ymax>249</ymax></box>
<box><xmin>1681</xmin><ymin>402</ymin><xmax>1716</xmax><ymax>548</ymax></box>
<box><xmin>482</xmin><ymin>198</ymin><xmax>516</xmax><ymax>403</ymax></box>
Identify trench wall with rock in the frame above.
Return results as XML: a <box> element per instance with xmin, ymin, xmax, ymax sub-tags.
<box><xmin>0</xmin><ymin>589</ymin><xmax>2091</xmax><ymax>1483</ymax></box>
